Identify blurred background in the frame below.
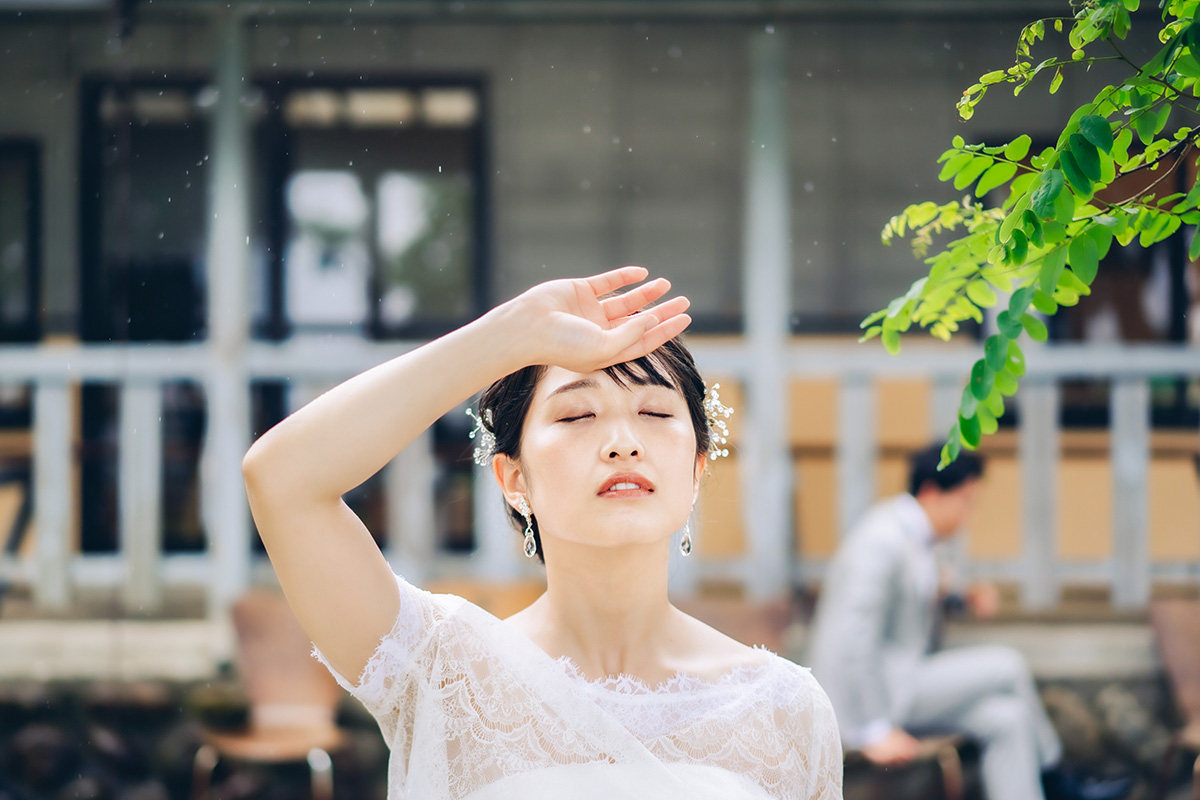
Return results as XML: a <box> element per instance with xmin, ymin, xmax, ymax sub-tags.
<box><xmin>0</xmin><ymin>1</ymin><xmax>1197</xmax><ymax>797</ymax></box>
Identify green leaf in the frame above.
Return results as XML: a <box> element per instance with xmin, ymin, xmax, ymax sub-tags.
<box><xmin>959</xmin><ymin>411</ymin><xmax>982</xmax><ymax>449</ymax></box>
<box><xmin>966</xmin><ymin>279</ymin><xmax>998</xmax><ymax>307</ymax></box>
<box><xmin>996</xmin><ymin>309</ymin><xmax>1024</xmax><ymax>338</ymax></box>
<box><xmin>1007</xmin><ymin>340</ymin><xmax>1026</xmax><ymax>376</ymax></box>
<box><xmin>984</xmin><ymin>334</ymin><xmax>1009</xmax><ymax>371</ymax></box>
<box><xmin>1004</xmin><ymin>134</ymin><xmax>1032</xmax><ymax>161</ymax></box>
<box><xmin>1008</xmin><ymin>229</ymin><xmax>1029</xmax><ymax>265</ymax></box>
<box><xmin>976</xmin><ymin>161</ymin><xmax>1020</xmax><ymax>197</ymax></box>
<box><xmin>1060</xmin><ymin>149</ymin><xmax>1094</xmax><ymax>197</ymax></box>
<box><xmin>1022</xmin><ymin>209</ymin><xmax>1045</xmax><ymax>248</ymax></box>
<box><xmin>1068</xmin><ymin>234</ymin><xmax>1100</xmax><ymax>285</ymax></box>
<box><xmin>1039</xmin><ymin>247</ymin><xmax>1068</xmax><ymax>294</ymax></box>
<box><xmin>1022</xmin><ymin>313</ymin><xmax>1049</xmax><ymax>342</ymax></box>
<box><xmin>882</xmin><ymin>328</ymin><xmax>901</xmax><ymax>355</ymax></box>
<box><xmin>1050</xmin><ymin>66</ymin><xmax>1064</xmax><ymax>94</ymax></box>
<box><xmin>1079</xmin><ymin>115</ymin><xmax>1114</xmax><ymax>153</ymax></box>
<box><xmin>861</xmin><ymin>308</ymin><xmax>887</xmax><ymax>328</ymax></box>
<box><xmin>1068</xmin><ymin>133</ymin><xmax>1102</xmax><ymax>182</ymax></box>
<box><xmin>1112</xmin><ymin>127</ymin><xmax>1133</xmax><ymax>163</ymax></box>
<box><xmin>1190</xmin><ymin>224</ymin><xmax>1200</xmax><ymax>260</ymax></box>
<box><xmin>954</xmin><ymin>155</ymin><xmax>993</xmax><ymax>191</ymax></box>
<box><xmin>858</xmin><ymin>325</ymin><xmax>883</xmax><ymax>343</ymax></box>
<box><xmin>1053</xmin><ymin>185</ymin><xmax>1076</xmax><ymax>225</ymax></box>
<box><xmin>983</xmin><ymin>388</ymin><xmax>1005</xmax><ymax>417</ymax></box>
<box><xmin>1058</xmin><ymin>267</ymin><xmax>1092</xmax><ymax>296</ymax></box>
<box><xmin>960</xmin><ymin>385</ymin><xmax>979</xmax><ymax>419</ymax></box>
<box><xmin>1134</xmin><ymin>106</ymin><xmax>1159</xmax><ymax>145</ymax></box>
<box><xmin>1032</xmin><ymin>289</ymin><xmax>1059</xmax><ymax>315</ymax></box>
<box><xmin>940</xmin><ymin>424</ymin><xmax>962</xmax><ymax>469</ymax></box>
<box><xmin>977</xmin><ymin>404</ymin><xmax>999</xmax><ymax>435</ymax></box>
<box><xmin>1009</xmin><ymin>286</ymin><xmax>1035</xmax><ymax>317</ymax></box>
<box><xmin>1086</xmin><ymin>224</ymin><xmax>1115</xmax><ymax>259</ymax></box>
<box><xmin>970</xmin><ymin>359</ymin><xmax>995</xmax><ymax>401</ymax></box>
<box><xmin>938</xmin><ymin>152</ymin><xmax>974</xmax><ymax>181</ymax></box>
<box><xmin>994</xmin><ymin>369</ymin><xmax>1019</xmax><ymax>396</ymax></box>
<box><xmin>1054</xmin><ymin>285</ymin><xmax>1081</xmax><ymax>306</ymax></box>
<box><xmin>999</xmin><ymin>194</ymin><xmax>1032</xmax><ymax>243</ymax></box>
<box><xmin>1031</xmin><ymin>169</ymin><xmax>1065</xmax><ymax>219</ymax></box>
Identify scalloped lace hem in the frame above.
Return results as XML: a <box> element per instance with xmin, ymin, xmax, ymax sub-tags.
<box><xmin>552</xmin><ymin>644</ymin><xmax>778</xmax><ymax>696</ymax></box>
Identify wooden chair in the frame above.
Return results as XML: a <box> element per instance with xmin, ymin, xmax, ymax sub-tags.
<box><xmin>844</xmin><ymin>735</ymin><xmax>966</xmax><ymax>800</ymax></box>
<box><xmin>191</xmin><ymin>590</ymin><xmax>347</xmax><ymax>800</ymax></box>
<box><xmin>1148</xmin><ymin>597</ymin><xmax>1200</xmax><ymax>800</ymax></box>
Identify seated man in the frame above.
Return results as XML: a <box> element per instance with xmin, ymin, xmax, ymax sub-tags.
<box><xmin>807</xmin><ymin>444</ymin><xmax>1129</xmax><ymax>800</ymax></box>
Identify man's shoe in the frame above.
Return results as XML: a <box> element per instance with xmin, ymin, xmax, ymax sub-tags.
<box><xmin>1042</xmin><ymin>767</ymin><xmax>1136</xmax><ymax>800</ymax></box>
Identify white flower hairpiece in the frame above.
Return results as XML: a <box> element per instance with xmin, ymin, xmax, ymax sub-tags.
<box><xmin>466</xmin><ymin>407</ymin><xmax>496</xmax><ymax>467</ymax></box>
<box><xmin>704</xmin><ymin>383</ymin><xmax>734</xmax><ymax>460</ymax></box>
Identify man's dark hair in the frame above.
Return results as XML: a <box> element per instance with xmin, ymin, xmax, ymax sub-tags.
<box><xmin>907</xmin><ymin>442</ymin><xmax>985</xmax><ymax>497</ymax></box>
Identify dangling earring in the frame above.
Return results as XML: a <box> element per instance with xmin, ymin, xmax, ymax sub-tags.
<box><xmin>679</xmin><ymin>518</ymin><xmax>693</xmax><ymax>556</ymax></box>
<box><xmin>517</xmin><ymin>497</ymin><xmax>537</xmax><ymax>559</ymax></box>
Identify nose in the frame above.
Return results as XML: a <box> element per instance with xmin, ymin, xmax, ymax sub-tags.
<box><xmin>603</xmin><ymin>418</ymin><xmax>642</xmax><ymax>460</ymax></box>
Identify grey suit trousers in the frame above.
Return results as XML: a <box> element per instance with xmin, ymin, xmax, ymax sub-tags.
<box><xmin>902</xmin><ymin>644</ymin><xmax>1063</xmax><ymax>800</ymax></box>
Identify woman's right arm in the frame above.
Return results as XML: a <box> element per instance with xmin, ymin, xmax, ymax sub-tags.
<box><xmin>241</xmin><ymin>267</ymin><xmax>689</xmax><ymax>683</ymax></box>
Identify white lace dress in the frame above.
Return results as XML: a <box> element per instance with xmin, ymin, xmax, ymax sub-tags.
<box><xmin>314</xmin><ymin>572</ymin><xmax>843</xmax><ymax>800</ymax></box>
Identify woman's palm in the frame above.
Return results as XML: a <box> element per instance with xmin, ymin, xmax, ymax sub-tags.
<box><xmin>519</xmin><ymin>267</ymin><xmax>691</xmax><ymax>372</ymax></box>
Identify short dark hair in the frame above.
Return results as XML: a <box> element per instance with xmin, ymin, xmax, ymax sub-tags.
<box><xmin>907</xmin><ymin>442</ymin><xmax>985</xmax><ymax>497</ymax></box>
<box><xmin>475</xmin><ymin>336</ymin><xmax>709</xmax><ymax>562</ymax></box>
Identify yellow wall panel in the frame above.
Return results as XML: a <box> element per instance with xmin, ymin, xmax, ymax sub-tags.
<box><xmin>1150</xmin><ymin>458</ymin><xmax>1200</xmax><ymax>561</ymax></box>
<box><xmin>795</xmin><ymin>455</ymin><xmax>838</xmax><ymax>558</ymax></box>
<box><xmin>1058</xmin><ymin>458</ymin><xmax>1113</xmax><ymax>560</ymax></box>
<box><xmin>789</xmin><ymin>379</ymin><xmax>838</xmax><ymax>448</ymax></box>
<box><xmin>876</xmin><ymin>379</ymin><xmax>931</xmax><ymax>449</ymax></box>
<box><xmin>878</xmin><ymin>454</ymin><xmax>907</xmax><ymax>498</ymax></box>
<box><xmin>698</xmin><ymin>454</ymin><xmax>746</xmax><ymax>557</ymax></box>
<box><xmin>967</xmin><ymin>455</ymin><xmax>1022</xmax><ymax>559</ymax></box>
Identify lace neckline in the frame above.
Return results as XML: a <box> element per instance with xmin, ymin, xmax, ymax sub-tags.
<box><xmin>552</xmin><ymin>646</ymin><xmax>778</xmax><ymax>697</ymax></box>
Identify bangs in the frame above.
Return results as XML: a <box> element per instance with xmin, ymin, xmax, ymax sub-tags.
<box><xmin>602</xmin><ymin>350</ymin><xmax>679</xmax><ymax>391</ymax></box>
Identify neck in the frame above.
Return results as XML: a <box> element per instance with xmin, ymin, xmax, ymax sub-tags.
<box><xmin>535</xmin><ymin>538</ymin><xmax>677</xmax><ymax>680</ymax></box>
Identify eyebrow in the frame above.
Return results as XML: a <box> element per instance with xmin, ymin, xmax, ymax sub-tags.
<box><xmin>546</xmin><ymin>378</ymin><xmax>598</xmax><ymax>400</ymax></box>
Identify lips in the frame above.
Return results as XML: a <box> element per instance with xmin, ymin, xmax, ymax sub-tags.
<box><xmin>598</xmin><ymin>473</ymin><xmax>655</xmax><ymax>496</ymax></box>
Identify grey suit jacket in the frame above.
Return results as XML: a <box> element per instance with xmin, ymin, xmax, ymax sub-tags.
<box><xmin>806</xmin><ymin>494</ymin><xmax>938</xmax><ymax>745</ymax></box>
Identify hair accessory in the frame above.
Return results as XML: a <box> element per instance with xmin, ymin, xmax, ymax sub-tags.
<box><xmin>703</xmin><ymin>383</ymin><xmax>734</xmax><ymax>460</ymax></box>
<box><xmin>466</xmin><ymin>407</ymin><xmax>496</xmax><ymax>467</ymax></box>
<box><xmin>679</xmin><ymin>518</ymin><xmax>692</xmax><ymax>556</ymax></box>
<box><xmin>516</xmin><ymin>496</ymin><xmax>537</xmax><ymax>559</ymax></box>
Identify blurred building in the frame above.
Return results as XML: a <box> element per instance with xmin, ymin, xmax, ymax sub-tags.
<box><xmin>0</xmin><ymin>0</ymin><xmax>1197</xmax><ymax>673</ymax></box>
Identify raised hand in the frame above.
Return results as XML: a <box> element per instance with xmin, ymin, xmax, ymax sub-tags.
<box><xmin>510</xmin><ymin>266</ymin><xmax>692</xmax><ymax>373</ymax></box>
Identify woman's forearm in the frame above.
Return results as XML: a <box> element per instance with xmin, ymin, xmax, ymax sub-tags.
<box><xmin>243</xmin><ymin>301</ymin><xmax>528</xmax><ymax>505</ymax></box>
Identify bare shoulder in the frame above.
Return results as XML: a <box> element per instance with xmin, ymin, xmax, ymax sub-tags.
<box><xmin>668</xmin><ymin>606</ymin><xmax>775</xmax><ymax>681</ymax></box>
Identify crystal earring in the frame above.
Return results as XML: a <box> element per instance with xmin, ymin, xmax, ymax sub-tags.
<box><xmin>679</xmin><ymin>518</ymin><xmax>693</xmax><ymax>556</ymax></box>
<box><xmin>517</xmin><ymin>497</ymin><xmax>537</xmax><ymax>559</ymax></box>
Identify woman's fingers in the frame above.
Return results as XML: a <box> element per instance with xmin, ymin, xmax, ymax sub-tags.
<box><xmin>583</xmin><ymin>266</ymin><xmax>648</xmax><ymax>297</ymax></box>
<box><xmin>640</xmin><ymin>294</ymin><xmax>690</xmax><ymax>325</ymax></box>
<box><xmin>602</xmin><ymin>312</ymin><xmax>693</xmax><ymax>368</ymax></box>
<box><xmin>598</xmin><ymin>277</ymin><xmax>671</xmax><ymax>319</ymax></box>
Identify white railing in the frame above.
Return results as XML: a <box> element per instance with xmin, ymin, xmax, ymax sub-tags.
<box><xmin>0</xmin><ymin>339</ymin><xmax>1197</xmax><ymax>620</ymax></box>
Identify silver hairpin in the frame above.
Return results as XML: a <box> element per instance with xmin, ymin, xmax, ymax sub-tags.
<box><xmin>704</xmin><ymin>383</ymin><xmax>734</xmax><ymax>460</ymax></box>
<box><xmin>466</xmin><ymin>407</ymin><xmax>496</xmax><ymax>467</ymax></box>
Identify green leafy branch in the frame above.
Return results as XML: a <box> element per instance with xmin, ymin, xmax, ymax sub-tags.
<box><xmin>864</xmin><ymin>0</ymin><xmax>1200</xmax><ymax>467</ymax></box>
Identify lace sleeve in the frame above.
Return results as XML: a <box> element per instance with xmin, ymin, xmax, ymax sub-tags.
<box><xmin>801</xmin><ymin>673</ymin><xmax>844</xmax><ymax>800</ymax></box>
<box><xmin>311</xmin><ymin>571</ymin><xmax>463</xmax><ymax>743</ymax></box>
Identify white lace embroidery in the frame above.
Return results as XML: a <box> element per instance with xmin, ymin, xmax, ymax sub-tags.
<box><xmin>313</xmin><ymin>573</ymin><xmax>843</xmax><ymax>800</ymax></box>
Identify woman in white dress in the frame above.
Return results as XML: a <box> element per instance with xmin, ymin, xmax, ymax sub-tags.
<box><xmin>242</xmin><ymin>267</ymin><xmax>843</xmax><ymax>799</ymax></box>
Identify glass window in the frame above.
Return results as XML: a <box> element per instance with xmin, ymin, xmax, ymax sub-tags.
<box><xmin>271</xmin><ymin>83</ymin><xmax>483</xmax><ymax>338</ymax></box>
<box><xmin>0</xmin><ymin>142</ymin><xmax>39</xmax><ymax>343</ymax></box>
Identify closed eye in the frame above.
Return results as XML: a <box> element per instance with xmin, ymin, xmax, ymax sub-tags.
<box><xmin>557</xmin><ymin>413</ymin><xmax>594</xmax><ymax>423</ymax></box>
<box><xmin>641</xmin><ymin>411</ymin><xmax>673</xmax><ymax>418</ymax></box>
